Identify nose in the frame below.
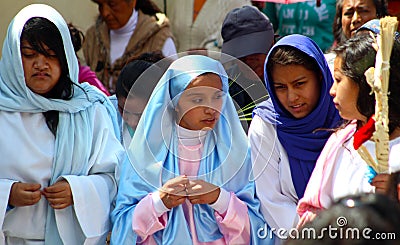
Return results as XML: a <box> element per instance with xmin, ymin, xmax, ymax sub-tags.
<box><xmin>99</xmin><ymin>4</ymin><xmax>112</xmax><ymax>19</ymax></box>
<box><xmin>287</xmin><ymin>88</ymin><xmax>299</xmax><ymax>103</ymax></box>
<box><xmin>204</xmin><ymin>106</ymin><xmax>217</xmax><ymax>115</ymax></box>
<box><xmin>329</xmin><ymin>82</ymin><xmax>336</xmax><ymax>97</ymax></box>
<box><xmin>351</xmin><ymin>11</ymin><xmax>361</xmax><ymax>25</ymax></box>
<box><xmin>34</xmin><ymin>54</ymin><xmax>49</xmax><ymax>70</ymax></box>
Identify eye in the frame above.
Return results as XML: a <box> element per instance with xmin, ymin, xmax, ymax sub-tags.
<box><xmin>343</xmin><ymin>10</ymin><xmax>354</xmax><ymax>17</ymax></box>
<box><xmin>295</xmin><ymin>81</ymin><xmax>305</xmax><ymax>87</ymax></box>
<box><xmin>214</xmin><ymin>92</ymin><xmax>224</xmax><ymax>100</ymax></box>
<box><xmin>274</xmin><ymin>84</ymin><xmax>286</xmax><ymax>90</ymax></box>
<box><xmin>191</xmin><ymin>98</ymin><xmax>203</xmax><ymax>103</ymax></box>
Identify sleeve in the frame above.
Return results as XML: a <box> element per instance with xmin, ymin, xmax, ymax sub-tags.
<box><xmin>214</xmin><ymin>192</ymin><xmax>250</xmax><ymax>245</ymax></box>
<box><xmin>56</xmin><ymin>104</ymin><xmax>124</xmax><ymax>244</ymax></box>
<box><xmin>0</xmin><ymin>179</ymin><xmax>17</xmax><ymax>232</ymax></box>
<box><xmin>249</xmin><ymin>116</ymin><xmax>299</xmax><ymax>233</ymax></box>
<box><xmin>110</xmin><ymin>158</ymin><xmax>164</xmax><ymax>245</ymax></box>
<box><xmin>132</xmin><ymin>193</ymin><xmax>168</xmax><ymax>242</ymax></box>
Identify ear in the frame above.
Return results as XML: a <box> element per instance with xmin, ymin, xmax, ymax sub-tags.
<box><xmin>397</xmin><ymin>183</ymin><xmax>400</xmax><ymax>202</ymax></box>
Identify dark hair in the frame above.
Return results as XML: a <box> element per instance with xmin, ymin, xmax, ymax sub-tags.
<box><xmin>266</xmin><ymin>45</ymin><xmax>321</xmax><ymax>100</ymax></box>
<box><xmin>266</xmin><ymin>45</ymin><xmax>320</xmax><ymax>72</ymax></box>
<box><xmin>21</xmin><ymin>17</ymin><xmax>74</xmax><ymax>135</ymax></box>
<box><xmin>116</xmin><ymin>60</ymin><xmax>154</xmax><ymax>99</ymax></box>
<box><xmin>334</xmin><ymin>33</ymin><xmax>400</xmax><ymax>134</ymax></box>
<box><xmin>333</xmin><ymin>0</ymin><xmax>388</xmax><ymax>45</ymax></box>
<box><xmin>287</xmin><ymin>193</ymin><xmax>400</xmax><ymax>245</ymax></box>
<box><xmin>134</xmin><ymin>0</ymin><xmax>162</xmax><ymax>16</ymax></box>
<box><xmin>68</xmin><ymin>23</ymin><xmax>84</xmax><ymax>53</ymax></box>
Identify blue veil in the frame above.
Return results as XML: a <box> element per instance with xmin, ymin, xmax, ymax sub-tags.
<box><xmin>253</xmin><ymin>34</ymin><xmax>340</xmax><ymax>199</ymax></box>
<box><xmin>111</xmin><ymin>55</ymin><xmax>274</xmax><ymax>244</ymax></box>
<box><xmin>0</xmin><ymin>4</ymin><xmax>119</xmax><ymax>244</ymax></box>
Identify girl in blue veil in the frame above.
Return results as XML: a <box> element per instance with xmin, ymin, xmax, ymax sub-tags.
<box><xmin>111</xmin><ymin>55</ymin><xmax>274</xmax><ymax>244</ymax></box>
<box><xmin>249</xmin><ymin>34</ymin><xmax>340</xmax><ymax>241</ymax></box>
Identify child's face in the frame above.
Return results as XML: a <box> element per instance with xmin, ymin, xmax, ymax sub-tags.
<box><xmin>118</xmin><ymin>95</ymin><xmax>147</xmax><ymax>130</ymax></box>
<box><xmin>21</xmin><ymin>40</ymin><xmax>61</xmax><ymax>95</ymax></box>
<box><xmin>176</xmin><ymin>73</ymin><xmax>224</xmax><ymax>131</ymax></box>
<box><xmin>330</xmin><ymin>56</ymin><xmax>366</xmax><ymax>121</ymax></box>
<box><xmin>271</xmin><ymin>64</ymin><xmax>320</xmax><ymax>119</ymax></box>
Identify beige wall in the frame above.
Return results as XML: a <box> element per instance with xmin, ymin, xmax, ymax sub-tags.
<box><xmin>0</xmin><ymin>0</ymin><xmax>99</xmax><ymax>56</ymax></box>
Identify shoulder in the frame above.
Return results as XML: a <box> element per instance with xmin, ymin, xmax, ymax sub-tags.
<box><xmin>249</xmin><ymin>115</ymin><xmax>277</xmax><ymax>141</ymax></box>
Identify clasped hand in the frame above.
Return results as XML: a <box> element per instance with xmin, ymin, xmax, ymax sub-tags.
<box><xmin>9</xmin><ymin>180</ymin><xmax>73</xmax><ymax>209</ymax></box>
<box><xmin>159</xmin><ymin>175</ymin><xmax>221</xmax><ymax>209</ymax></box>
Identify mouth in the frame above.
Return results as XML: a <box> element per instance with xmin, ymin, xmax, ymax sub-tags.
<box><xmin>201</xmin><ymin>118</ymin><xmax>217</xmax><ymax>125</ymax></box>
<box><xmin>289</xmin><ymin>103</ymin><xmax>305</xmax><ymax>111</ymax></box>
<box><xmin>33</xmin><ymin>72</ymin><xmax>50</xmax><ymax>78</ymax></box>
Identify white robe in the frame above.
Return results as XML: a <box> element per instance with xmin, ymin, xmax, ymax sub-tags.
<box><xmin>0</xmin><ymin>104</ymin><xmax>124</xmax><ymax>244</ymax></box>
<box><xmin>249</xmin><ymin>115</ymin><xmax>299</xmax><ymax>242</ymax></box>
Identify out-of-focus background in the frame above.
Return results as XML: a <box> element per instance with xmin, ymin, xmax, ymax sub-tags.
<box><xmin>0</xmin><ymin>0</ymin><xmax>98</xmax><ymax>56</ymax></box>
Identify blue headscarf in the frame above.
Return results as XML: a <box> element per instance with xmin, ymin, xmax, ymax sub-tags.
<box><xmin>0</xmin><ymin>4</ymin><xmax>119</xmax><ymax>244</ymax></box>
<box><xmin>253</xmin><ymin>34</ymin><xmax>340</xmax><ymax>199</ymax></box>
<box><xmin>111</xmin><ymin>55</ymin><xmax>274</xmax><ymax>244</ymax></box>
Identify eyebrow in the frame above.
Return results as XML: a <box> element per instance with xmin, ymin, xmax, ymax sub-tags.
<box><xmin>273</xmin><ymin>76</ymin><xmax>307</xmax><ymax>84</ymax></box>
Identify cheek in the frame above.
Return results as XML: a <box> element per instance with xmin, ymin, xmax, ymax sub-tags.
<box><xmin>275</xmin><ymin>91</ymin><xmax>287</xmax><ymax>107</ymax></box>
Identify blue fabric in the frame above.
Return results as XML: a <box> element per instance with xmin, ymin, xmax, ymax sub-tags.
<box><xmin>253</xmin><ymin>34</ymin><xmax>340</xmax><ymax>199</ymax></box>
<box><xmin>111</xmin><ymin>55</ymin><xmax>274</xmax><ymax>244</ymax></box>
<box><xmin>0</xmin><ymin>4</ymin><xmax>119</xmax><ymax>244</ymax></box>
<box><xmin>366</xmin><ymin>166</ymin><xmax>378</xmax><ymax>184</ymax></box>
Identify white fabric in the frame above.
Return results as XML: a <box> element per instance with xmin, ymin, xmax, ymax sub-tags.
<box><xmin>152</xmin><ymin>0</ymin><xmax>251</xmax><ymax>52</ymax></box>
<box><xmin>320</xmin><ymin>136</ymin><xmax>400</xmax><ymax>206</ymax></box>
<box><xmin>0</xmin><ymin>104</ymin><xmax>123</xmax><ymax>244</ymax></box>
<box><xmin>249</xmin><ymin>115</ymin><xmax>299</xmax><ymax>235</ymax></box>
<box><xmin>209</xmin><ymin>188</ymin><xmax>230</xmax><ymax>214</ymax></box>
<box><xmin>110</xmin><ymin>10</ymin><xmax>138</xmax><ymax>65</ymax></box>
<box><xmin>110</xmin><ymin>9</ymin><xmax>176</xmax><ymax>64</ymax></box>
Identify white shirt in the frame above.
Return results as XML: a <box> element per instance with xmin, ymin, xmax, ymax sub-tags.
<box><xmin>248</xmin><ymin>115</ymin><xmax>299</xmax><ymax>242</ymax></box>
<box><xmin>110</xmin><ymin>9</ymin><xmax>176</xmax><ymax>65</ymax></box>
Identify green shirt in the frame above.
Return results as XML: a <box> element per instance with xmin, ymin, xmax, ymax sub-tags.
<box><xmin>262</xmin><ymin>1</ymin><xmax>336</xmax><ymax>52</ymax></box>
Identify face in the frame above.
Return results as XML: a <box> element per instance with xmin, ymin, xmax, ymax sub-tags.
<box><xmin>176</xmin><ymin>73</ymin><xmax>224</xmax><ymax>131</ymax></box>
<box><xmin>341</xmin><ymin>0</ymin><xmax>377</xmax><ymax>39</ymax></box>
<box><xmin>239</xmin><ymin>53</ymin><xmax>267</xmax><ymax>80</ymax></box>
<box><xmin>271</xmin><ymin>64</ymin><xmax>321</xmax><ymax>119</ymax></box>
<box><xmin>92</xmin><ymin>0</ymin><xmax>136</xmax><ymax>30</ymax></box>
<box><xmin>21</xmin><ymin>40</ymin><xmax>61</xmax><ymax>95</ymax></box>
<box><xmin>330</xmin><ymin>56</ymin><xmax>366</xmax><ymax>122</ymax></box>
<box><xmin>118</xmin><ymin>95</ymin><xmax>147</xmax><ymax>130</ymax></box>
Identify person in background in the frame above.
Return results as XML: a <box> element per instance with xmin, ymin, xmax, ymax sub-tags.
<box><xmin>115</xmin><ymin>58</ymin><xmax>165</xmax><ymax>145</ymax></box>
<box><xmin>111</xmin><ymin>55</ymin><xmax>274</xmax><ymax>244</ymax></box>
<box><xmin>261</xmin><ymin>0</ymin><xmax>336</xmax><ymax>52</ymax></box>
<box><xmin>220</xmin><ymin>5</ymin><xmax>274</xmax><ymax>129</ymax></box>
<box><xmin>249</xmin><ymin>34</ymin><xmax>340</xmax><ymax>242</ymax></box>
<box><xmin>151</xmin><ymin>0</ymin><xmax>251</xmax><ymax>52</ymax></box>
<box><xmin>297</xmin><ymin>33</ymin><xmax>400</xmax><ymax>227</ymax></box>
<box><xmin>0</xmin><ymin>4</ymin><xmax>124</xmax><ymax>244</ymax></box>
<box><xmin>83</xmin><ymin>0</ymin><xmax>176</xmax><ymax>94</ymax></box>
<box><xmin>332</xmin><ymin>0</ymin><xmax>388</xmax><ymax>46</ymax></box>
<box><xmin>68</xmin><ymin>23</ymin><xmax>110</xmax><ymax>95</ymax></box>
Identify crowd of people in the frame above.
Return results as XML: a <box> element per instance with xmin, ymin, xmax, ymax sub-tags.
<box><xmin>0</xmin><ymin>1</ymin><xmax>400</xmax><ymax>244</ymax></box>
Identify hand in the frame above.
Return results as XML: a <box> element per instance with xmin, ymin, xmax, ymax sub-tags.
<box><xmin>371</xmin><ymin>173</ymin><xmax>390</xmax><ymax>194</ymax></box>
<box><xmin>9</xmin><ymin>182</ymin><xmax>41</xmax><ymax>207</ymax></box>
<box><xmin>42</xmin><ymin>180</ymin><xmax>73</xmax><ymax>209</ymax></box>
<box><xmin>186</xmin><ymin>179</ymin><xmax>220</xmax><ymax>205</ymax></box>
<box><xmin>160</xmin><ymin>175</ymin><xmax>188</xmax><ymax>209</ymax></box>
